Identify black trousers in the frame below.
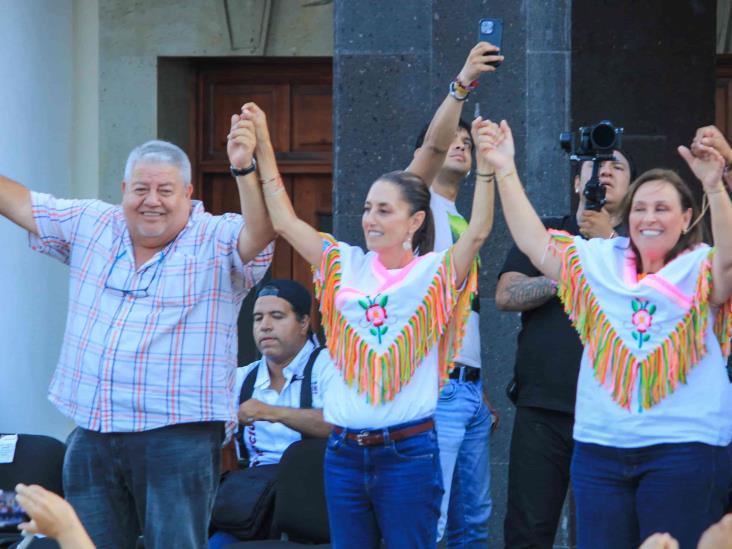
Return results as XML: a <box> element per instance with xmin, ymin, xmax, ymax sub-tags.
<box><xmin>504</xmin><ymin>406</ymin><xmax>575</xmax><ymax>549</ymax></box>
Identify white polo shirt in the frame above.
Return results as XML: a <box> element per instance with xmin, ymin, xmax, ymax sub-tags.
<box><xmin>235</xmin><ymin>339</ymin><xmax>329</xmax><ymax>467</ymax></box>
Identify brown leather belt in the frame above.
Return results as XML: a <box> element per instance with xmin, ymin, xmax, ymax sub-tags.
<box><xmin>333</xmin><ymin>418</ymin><xmax>435</xmax><ymax>447</ymax></box>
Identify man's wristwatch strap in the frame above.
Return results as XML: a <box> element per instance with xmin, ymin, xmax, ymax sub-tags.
<box><xmin>230</xmin><ymin>158</ymin><xmax>257</xmax><ymax>177</ymax></box>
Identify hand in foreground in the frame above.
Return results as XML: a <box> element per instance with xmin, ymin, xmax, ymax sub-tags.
<box><xmin>638</xmin><ymin>532</ymin><xmax>679</xmax><ymax>549</ymax></box>
<box><xmin>15</xmin><ymin>484</ymin><xmax>95</xmax><ymax>548</ymax></box>
<box><xmin>678</xmin><ymin>143</ymin><xmax>726</xmax><ymax>193</ymax></box>
<box><xmin>697</xmin><ymin>513</ymin><xmax>732</xmax><ymax>549</ymax></box>
<box><xmin>226</xmin><ymin>114</ymin><xmax>256</xmax><ymax>170</ymax></box>
<box><xmin>457</xmin><ymin>42</ymin><xmax>504</xmax><ymax>84</ymax></box>
<box><xmin>578</xmin><ymin>209</ymin><xmax>615</xmax><ymax>239</ymax></box>
<box><xmin>474</xmin><ymin>118</ymin><xmax>514</xmax><ymax>171</ymax></box>
<box><xmin>238</xmin><ymin>398</ymin><xmax>277</xmax><ymax>425</ymax></box>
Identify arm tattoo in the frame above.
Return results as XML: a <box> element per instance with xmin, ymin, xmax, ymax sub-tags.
<box><xmin>501</xmin><ymin>276</ymin><xmax>556</xmax><ymax>311</ymax></box>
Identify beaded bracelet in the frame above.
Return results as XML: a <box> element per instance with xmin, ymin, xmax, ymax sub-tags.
<box><xmin>454</xmin><ymin>75</ymin><xmax>479</xmax><ymax>92</ymax></box>
<box><xmin>449</xmin><ymin>80</ymin><xmax>469</xmax><ymax>102</ymax></box>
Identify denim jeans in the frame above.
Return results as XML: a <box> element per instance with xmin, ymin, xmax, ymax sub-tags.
<box><xmin>63</xmin><ymin>422</ymin><xmax>224</xmax><ymax>549</ymax></box>
<box><xmin>572</xmin><ymin>440</ymin><xmax>731</xmax><ymax>549</ymax></box>
<box><xmin>324</xmin><ymin>418</ymin><xmax>443</xmax><ymax>549</ymax></box>
<box><xmin>435</xmin><ymin>378</ymin><xmax>492</xmax><ymax>547</ymax></box>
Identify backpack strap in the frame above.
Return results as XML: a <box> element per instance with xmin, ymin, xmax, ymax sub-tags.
<box><xmin>240</xmin><ymin>365</ymin><xmax>259</xmax><ymax>404</ymax></box>
<box><xmin>299</xmin><ymin>346</ymin><xmax>324</xmax><ymax>410</ymax></box>
<box><xmin>235</xmin><ymin>365</ymin><xmax>260</xmax><ymax>466</ymax></box>
<box><xmin>299</xmin><ymin>345</ymin><xmax>324</xmax><ymax>440</ymax></box>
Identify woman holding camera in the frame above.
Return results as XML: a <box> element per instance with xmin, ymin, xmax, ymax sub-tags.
<box><xmin>480</xmin><ymin>120</ymin><xmax>732</xmax><ymax>548</ymax></box>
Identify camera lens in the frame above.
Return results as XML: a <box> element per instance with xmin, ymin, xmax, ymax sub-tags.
<box><xmin>481</xmin><ymin>21</ymin><xmax>494</xmax><ymax>34</ymax></box>
<box><xmin>590</xmin><ymin>121</ymin><xmax>617</xmax><ymax>150</ymax></box>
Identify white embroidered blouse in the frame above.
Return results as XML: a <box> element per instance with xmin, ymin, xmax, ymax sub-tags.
<box><xmin>551</xmin><ymin>232</ymin><xmax>732</xmax><ymax>447</ymax></box>
<box><xmin>313</xmin><ymin>235</ymin><xmax>476</xmax><ymax>429</ymax></box>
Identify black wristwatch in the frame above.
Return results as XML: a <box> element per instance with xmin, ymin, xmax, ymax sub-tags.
<box><xmin>230</xmin><ymin>158</ymin><xmax>257</xmax><ymax>178</ymax></box>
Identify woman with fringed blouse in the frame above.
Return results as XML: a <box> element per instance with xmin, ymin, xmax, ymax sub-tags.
<box><xmin>478</xmin><ymin>119</ymin><xmax>732</xmax><ymax>549</ymax></box>
<box><xmin>226</xmin><ymin>93</ymin><xmax>499</xmax><ymax>547</ymax></box>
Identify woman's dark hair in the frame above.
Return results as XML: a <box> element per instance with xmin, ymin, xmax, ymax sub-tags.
<box><xmin>377</xmin><ymin>170</ymin><xmax>435</xmax><ymax>254</ymax></box>
<box><xmin>619</xmin><ymin>168</ymin><xmax>702</xmax><ymax>271</ymax></box>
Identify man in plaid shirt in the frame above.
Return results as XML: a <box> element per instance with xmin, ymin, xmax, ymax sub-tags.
<box><xmin>0</xmin><ymin>109</ymin><xmax>274</xmax><ymax>548</ymax></box>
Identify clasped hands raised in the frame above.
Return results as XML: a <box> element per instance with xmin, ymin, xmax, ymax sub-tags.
<box><xmin>226</xmin><ymin>102</ymin><xmax>272</xmax><ymax>170</ymax></box>
<box><xmin>471</xmin><ymin>117</ymin><xmax>514</xmax><ymax>172</ymax></box>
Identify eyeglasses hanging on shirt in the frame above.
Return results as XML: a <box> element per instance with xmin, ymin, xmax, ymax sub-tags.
<box><xmin>104</xmin><ymin>247</ymin><xmax>168</xmax><ymax>298</ymax></box>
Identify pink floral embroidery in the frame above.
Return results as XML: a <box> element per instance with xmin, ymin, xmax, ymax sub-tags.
<box><xmin>359</xmin><ymin>295</ymin><xmax>389</xmax><ymax>343</ymax></box>
<box><xmin>631</xmin><ymin>299</ymin><xmax>656</xmax><ymax>348</ymax></box>
<box><xmin>365</xmin><ymin>304</ymin><xmax>387</xmax><ymax>327</ymax></box>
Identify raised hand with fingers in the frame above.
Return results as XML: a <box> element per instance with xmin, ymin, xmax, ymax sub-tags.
<box><xmin>15</xmin><ymin>483</ymin><xmax>95</xmax><ymax>549</ymax></box>
<box><xmin>692</xmin><ymin>125</ymin><xmax>732</xmax><ymax>165</ymax></box>
<box><xmin>240</xmin><ymin>102</ymin><xmax>272</xmax><ymax>151</ymax></box>
<box><xmin>227</xmin><ymin>114</ymin><xmax>256</xmax><ymax>170</ymax></box>
<box><xmin>691</xmin><ymin>125</ymin><xmax>732</xmax><ymax>193</ymax></box>
<box><xmin>678</xmin><ymin>143</ymin><xmax>725</xmax><ymax>194</ymax></box>
<box><xmin>457</xmin><ymin>41</ymin><xmax>504</xmax><ymax>85</ymax></box>
<box><xmin>680</xmin><ymin>131</ymin><xmax>732</xmax><ymax>306</ymax></box>
<box><xmin>475</xmin><ymin>119</ymin><xmax>514</xmax><ymax>171</ymax></box>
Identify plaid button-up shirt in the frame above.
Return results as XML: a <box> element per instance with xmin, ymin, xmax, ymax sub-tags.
<box><xmin>30</xmin><ymin>192</ymin><xmax>273</xmax><ymax>436</ymax></box>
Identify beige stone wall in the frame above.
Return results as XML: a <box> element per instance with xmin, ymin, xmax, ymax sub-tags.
<box><xmin>94</xmin><ymin>0</ymin><xmax>333</xmax><ymax>200</ymax></box>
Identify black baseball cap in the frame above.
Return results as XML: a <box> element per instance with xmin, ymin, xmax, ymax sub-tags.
<box><xmin>256</xmin><ymin>279</ymin><xmax>311</xmax><ymax>316</ymax></box>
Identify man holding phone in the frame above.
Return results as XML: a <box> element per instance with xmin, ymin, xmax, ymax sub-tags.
<box><xmin>412</xmin><ymin>38</ymin><xmax>502</xmax><ymax>547</ymax></box>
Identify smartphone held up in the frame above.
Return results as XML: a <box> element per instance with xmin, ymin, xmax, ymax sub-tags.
<box><xmin>479</xmin><ymin>18</ymin><xmax>503</xmax><ymax>67</ymax></box>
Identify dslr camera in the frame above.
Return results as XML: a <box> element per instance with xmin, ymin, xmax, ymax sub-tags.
<box><xmin>559</xmin><ymin>121</ymin><xmax>623</xmax><ymax>211</ymax></box>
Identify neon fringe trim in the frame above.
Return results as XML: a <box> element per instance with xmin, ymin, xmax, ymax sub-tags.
<box><xmin>715</xmin><ymin>293</ymin><xmax>732</xmax><ymax>359</ymax></box>
<box><xmin>314</xmin><ymin>236</ymin><xmax>477</xmax><ymax>405</ymax></box>
<box><xmin>550</xmin><ymin>231</ymin><xmax>717</xmax><ymax>411</ymax></box>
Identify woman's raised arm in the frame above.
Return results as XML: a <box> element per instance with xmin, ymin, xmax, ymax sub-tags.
<box><xmin>450</xmin><ymin>117</ymin><xmax>495</xmax><ymax>285</ymax></box>
<box><xmin>238</xmin><ymin>103</ymin><xmax>325</xmax><ymax>267</ymax></box>
<box><xmin>480</xmin><ymin>120</ymin><xmax>561</xmax><ymax>280</ymax></box>
<box><xmin>679</xmin><ymin>142</ymin><xmax>732</xmax><ymax>305</ymax></box>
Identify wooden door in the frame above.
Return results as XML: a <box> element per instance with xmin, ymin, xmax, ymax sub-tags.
<box><xmin>191</xmin><ymin>57</ymin><xmax>332</xmax><ymax>352</ymax></box>
<box><xmin>191</xmin><ymin>58</ymin><xmax>332</xmax><ymax>472</ymax></box>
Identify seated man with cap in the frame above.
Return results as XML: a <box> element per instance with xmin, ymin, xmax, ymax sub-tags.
<box><xmin>209</xmin><ymin>279</ymin><xmax>332</xmax><ymax>548</ymax></box>
<box><xmin>235</xmin><ymin>279</ymin><xmax>332</xmax><ymax>466</ymax></box>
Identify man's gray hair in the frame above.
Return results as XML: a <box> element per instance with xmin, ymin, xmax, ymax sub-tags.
<box><xmin>124</xmin><ymin>140</ymin><xmax>192</xmax><ymax>187</ymax></box>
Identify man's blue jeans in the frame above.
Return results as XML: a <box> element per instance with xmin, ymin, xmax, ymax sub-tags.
<box><xmin>324</xmin><ymin>419</ymin><xmax>443</xmax><ymax>549</ymax></box>
<box><xmin>572</xmin><ymin>440</ymin><xmax>731</xmax><ymax>549</ymax></box>
<box><xmin>435</xmin><ymin>378</ymin><xmax>492</xmax><ymax>547</ymax></box>
<box><xmin>63</xmin><ymin>422</ymin><xmax>224</xmax><ymax>549</ymax></box>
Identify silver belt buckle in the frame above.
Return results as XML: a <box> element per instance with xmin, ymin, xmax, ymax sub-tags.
<box><xmin>457</xmin><ymin>365</ymin><xmax>467</xmax><ymax>383</ymax></box>
<box><xmin>355</xmin><ymin>430</ymin><xmax>370</xmax><ymax>446</ymax></box>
